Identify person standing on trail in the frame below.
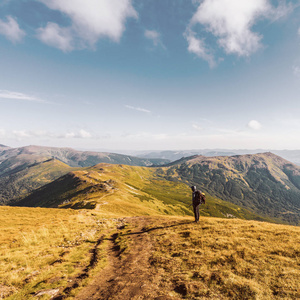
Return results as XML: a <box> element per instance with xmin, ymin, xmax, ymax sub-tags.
<box><xmin>191</xmin><ymin>186</ymin><xmax>205</xmax><ymax>223</ymax></box>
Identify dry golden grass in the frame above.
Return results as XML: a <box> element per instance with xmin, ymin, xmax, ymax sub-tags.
<box><xmin>0</xmin><ymin>206</ymin><xmax>116</xmax><ymax>299</ymax></box>
<box><xmin>143</xmin><ymin>216</ymin><xmax>300</xmax><ymax>299</ymax></box>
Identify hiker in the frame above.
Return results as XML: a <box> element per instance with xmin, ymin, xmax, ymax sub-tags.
<box><xmin>191</xmin><ymin>186</ymin><xmax>205</xmax><ymax>223</ymax></box>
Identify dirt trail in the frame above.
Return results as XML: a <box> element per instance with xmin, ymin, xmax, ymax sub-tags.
<box><xmin>74</xmin><ymin>216</ymin><xmax>177</xmax><ymax>300</ymax></box>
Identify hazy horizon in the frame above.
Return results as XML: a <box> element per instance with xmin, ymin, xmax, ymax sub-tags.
<box><xmin>1</xmin><ymin>1</ymin><xmax>300</xmax><ymax>150</ymax></box>
<box><xmin>2</xmin><ymin>142</ymin><xmax>300</xmax><ymax>154</ymax></box>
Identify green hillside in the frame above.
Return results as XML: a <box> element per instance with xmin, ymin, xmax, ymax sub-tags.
<box><xmin>0</xmin><ymin>158</ymin><xmax>74</xmax><ymax>205</ymax></box>
<box><xmin>159</xmin><ymin>152</ymin><xmax>300</xmax><ymax>225</ymax></box>
<box><xmin>15</xmin><ymin>163</ymin><xmax>274</xmax><ymax>223</ymax></box>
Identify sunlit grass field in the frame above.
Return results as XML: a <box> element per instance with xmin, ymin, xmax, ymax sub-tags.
<box><xmin>0</xmin><ymin>206</ymin><xmax>115</xmax><ymax>299</ymax></box>
<box><xmin>141</xmin><ymin>216</ymin><xmax>300</xmax><ymax>299</ymax></box>
<box><xmin>1</xmin><ymin>206</ymin><xmax>300</xmax><ymax>299</ymax></box>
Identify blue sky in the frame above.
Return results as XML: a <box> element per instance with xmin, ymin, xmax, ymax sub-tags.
<box><xmin>0</xmin><ymin>0</ymin><xmax>300</xmax><ymax>150</ymax></box>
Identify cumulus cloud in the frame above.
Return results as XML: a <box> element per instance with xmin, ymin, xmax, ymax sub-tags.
<box><xmin>247</xmin><ymin>120</ymin><xmax>262</xmax><ymax>130</ymax></box>
<box><xmin>125</xmin><ymin>105</ymin><xmax>151</xmax><ymax>113</ymax></box>
<box><xmin>0</xmin><ymin>16</ymin><xmax>25</xmax><ymax>43</ymax></box>
<box><xmin>36</xmin><ymin>23</ymin><xmax>73</xmax><ymax>52</ymax></box>
<box><xmin>0</xmin><ymin>90</ymin><xmax>46</xmax><ymax>103</ymax></box>
<box><xmin>37</xmin><ymin>0</ymin><xmax>137</xmax><ymax>50</ymax></box>
<box><xmin>185</xmin><ymin>29</ymin><xmax>216</xmax><ymax>67</ymax></box>
<box><xmin>186</xmin><ymin>0</ymin><xmax>293</xmax><ymax>65</ymax></box>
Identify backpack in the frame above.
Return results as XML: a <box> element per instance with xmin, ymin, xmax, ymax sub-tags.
<box><xmin>194</xmin><ymin>190</ymin><xmax>206</xmax><ymax>205</ymax></box>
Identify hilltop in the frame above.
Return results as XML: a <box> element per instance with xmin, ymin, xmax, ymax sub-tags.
<box><xmin>0</xmin><ymin>144</ymin><xmax>10</xmax><ymax>150</ymax></box>
<box><xmin>158</xmin><ymin>152</ymin><xmax>300</xmax><ymax>224</ymax></box>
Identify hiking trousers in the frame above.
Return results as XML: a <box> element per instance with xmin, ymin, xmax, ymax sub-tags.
<box><xmin>193</xmin><ymin>204</ymin><xmax>200</xmax><ymax>222</ymax></box>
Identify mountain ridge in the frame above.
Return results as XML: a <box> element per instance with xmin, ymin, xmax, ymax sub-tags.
<box><xmin>157</xmin><ymin>152</ymin><xmax>300</xmax><ymax>224</ymax></box>
<box><xmin>137</xmin><ymin>149</ymin><xmax>300</xmax><ymax>165</ymax></box>
<box><xmin>0</xmin><ymin>145</ymin><xmax>170</xmax><ymax>168</ymax></box>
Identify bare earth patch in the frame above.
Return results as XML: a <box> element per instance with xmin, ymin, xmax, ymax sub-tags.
<box><xmin>74</xmin><ymin>216</ymin><xmax>178</xmax><ymax>300</ymax></box>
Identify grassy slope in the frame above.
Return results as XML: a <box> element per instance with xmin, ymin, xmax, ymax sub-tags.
<box><xmin>0</xmin><ymin>159</ymin><xmax>74</xmax><ymax>205</ymax></box>
<box><xmin>136</xmin><ymin>216</ymin><xmax>300</xmax><ymax>299</ymax></box>
<box><xmin>2</xmin><ymin>208</ymin><xmax>300</xmax><ymax>299</ymax></box>
<box><xmin>15</xmin><ymin>163</ymin><xmax>274</xmax><ymax>223</ymax></box>
<box><xmin>0</xmin><ymin>206</ymin><xmax>118</xmax><ymax>299</ymax></box>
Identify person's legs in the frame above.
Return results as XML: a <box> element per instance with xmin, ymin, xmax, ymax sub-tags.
<box><xmin>193</xmin><ymin>204</ymin><xmax>200</xmax><ymax>222</ymax></box>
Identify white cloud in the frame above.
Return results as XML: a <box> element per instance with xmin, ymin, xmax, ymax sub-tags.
<box><xmin>186</xmin><ymin>0</ymin><xmax>293</xmax><ymax>65</ymax></box>
<box><xmin>145</xmin><ymin>30</ymin><xmax>159</xmax><ymax>45</ymax></box>
<box><xmin>298</xmin><ymin>27</ymin><xmax>300</xmax><ymax>35</ymax></box>
<box><xmin>78</xmin><ymin>129</ymin><xmax>92</xmax><ymax>138</ymax></box>
<box><xmin>144</xmin><ymin>29</ymin><xmax>165</xmax><ymax>49</ymax></box>
<box><xmin>125</xmin><ymin>105</ymin><xmax>151</xmax><ymax>113</ymax></box>
<box><xmin>0</xmin><ymin>90</ymin><xmax>46</xmax><ymax>103</ymax></box>
<box><xmin>9</xmin><ymin>129</ymin><xmax>93</xmax><ymax>140</ymax></box>
<box><xmin>12</xmin><ymin>130</ymin><xmax>32</xmax><ymax>138</ymax></box>
<box><xmin>191</xmin><ymin>0</ymin><xmax>270</xmax><ymax>56</ymax></box>
<box><xmin>59</xmin><ymin>129</ymin><xmax>93</xmax><ymax>139</ymax></box>
<box><xmin>37</xmin><ymin>0</ymin><xmax>137</xmax><ymax>50</ymax></box>
<box><xmin>247</xmin><ymin>120</ymin><xmax>262</xmax><ymax>130</ymax></box>
<box><xmin>185</xmin><ymin>30</ymin><xmax>216</xmax><ymax>67</ymax></box>
<box><xmin>0</xmin><ymin>16</ymin><xmax>25</xmax><ymax>43</ymax></box>
<box><xmin>36</xmin><ymin>23</ymin><xmax>73</xmax><ymax>52</ymax></box>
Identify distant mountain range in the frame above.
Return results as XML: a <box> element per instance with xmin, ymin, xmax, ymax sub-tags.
<box><xmin>136</xmin><ymin>149</ymin><xmax>300</xmax><ymax>165</ymax></box>
<box><xmin>157</xmin><ymin>152</ymin><xmax>300</xmax><ymax>224</ymax></box>
<box><xmin>0</xmin><ymin>145</ymin><xmax>170</xmax><ymax>168</ymax></box>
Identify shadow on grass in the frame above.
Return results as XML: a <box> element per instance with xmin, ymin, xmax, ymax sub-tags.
<box><xmin>122</xmin><ymin>220</ymin><xmax>195</xmax><ymax>236</ymax></box>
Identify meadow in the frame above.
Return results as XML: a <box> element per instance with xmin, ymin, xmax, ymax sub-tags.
<box><xmin>141</xmin><ymin>216</ymin><xmax>300</xmax><ymax>299</ymax></box>
<box><xmin>0</xmin><ymin>206</ymin><xmax>116</xmax><ymax>299</ymax></box>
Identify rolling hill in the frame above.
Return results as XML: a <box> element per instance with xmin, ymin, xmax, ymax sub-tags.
<box><xmin>0</xmin><ymin>158</ymin><xmax>74</xmax><ymax>205</ymax></box>
<box><xmin>14</xmin><ymin>163</ymin><xmax>274</xmax><ymax>223</ymax></box>
<box><xmin>0</xmin><ymin>145</ymin><xmax>169</xmax><ymax>205</ymax></box>
<box><xmin>157</xmin><ymin>152</ymin><xmax>300</xmax><ymax>224</ymax></box>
